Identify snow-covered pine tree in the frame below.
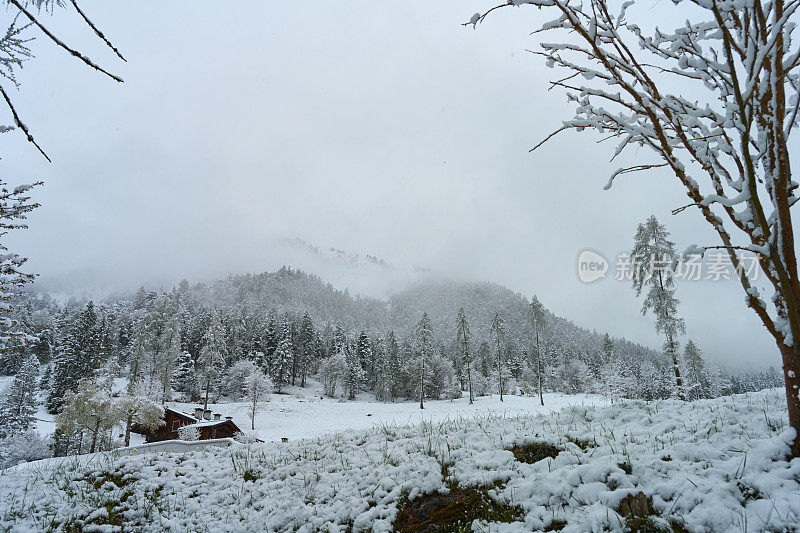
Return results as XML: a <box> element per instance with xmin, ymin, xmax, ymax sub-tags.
<box><xmin>489</xmin><ymin>313</ymin><xmax>507</xmax><ymax>402</ymax></box>
<box><xmin>372</xmin><ymin>336</ymin><xmax>391</xmax><ymax>402</ymax></box>
<box><xmin>415</xmin><ymin>313</ymin><xmax>434</xmax><ymax>409</ymax></box>
<box><xmin>46</xmin><ymin>305</ymin><xmax>99</xmax><ymax>414</ymax></box>
<box><xmin>603</xmin><ymin>352</ymin><xmax>633</xmax><ymax>402</ymax></box>
<box><xmin>528</xmin><ymin>296</ymin><xmax>548</xmax><ymax>405</ymax></box>
<box><xmin>632</xmin><ymin>216</ymin><xmax>686</xmax><ymax>400</ymax></box>
<box><xmin>0</xmin><ymin>180</ymin><xmax>40</xmax><ymax>352</ymax></box>
<box><xmin>296</xmin><ymin>312</ymin><xmax>315</xmax><ymax>387</ymax></box>
<box><xmin>174</xmin><ymin>350</ymin><xmax>196</xmax><ymax>399</ymax></box>
<box><xmin>155</xmin><ymin>315</ymin><xmax>181</xmax><ymax>403</ymax></box>
<box><xmin>344</xmin><ymin>339</ymin><xmax>364</xmax><ymax>401</ymax></box>
<box><xmin>385</xmin><ymin>331</ymin><xmax>402</xmax><ymax>402</ymax></box>
<box><xmin>426</xmin><ymin>351</ymin><xmax>454</xmax><ymax>400</ymax></box>
<box><xmin>601</xmin><ymin>334</ymin><xmax>614</xmax><ymax>367</ymax></box>
<box><xmin>199</xmin><ymin>312</ymin><xmax>227</xmax><ymax>409</ymax></box>
<box><xmin>260</xmin><ymin>311</ymin><xmax>279</xmax><ymax>375</ymax></box>
<box><xmin>126</xmin><ymin>318</ymin><xmax>149</xmax><ymax>394</ymax></box>
<box><xmin>0</xmin><ymin>353</ymin><xmax>38</xmax><ymax>438</ymax></box>
<box><xmin>356</xmin><ymin>331</ymin><xmax>373</xmax><ymax>389</ymax></box>
<box><xmin>273</xmin><ymin>320</ymin><xmax>293</xmax><ymax>392</ymax></box>
<box><xmin>456</xmin><ymin>308</ymin><xmax>473</xmax><ymax>404</ymax></box>
<box><xmin>683</xmin><ymin>340</ymin><xmax>706</xmax><ymax>401</ymax></box>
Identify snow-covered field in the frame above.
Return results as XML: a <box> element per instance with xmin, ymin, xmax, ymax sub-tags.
<box><xmin>171</xmin><ymin>386</ymin><xmax>607</xmax><ymax>442</ymax></box>
<box><xmin>0</xmin><ymin>389</ymin><xmax>797</xmax><ymax>532</ymax></box>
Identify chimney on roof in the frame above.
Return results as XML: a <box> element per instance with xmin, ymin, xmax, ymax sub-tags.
<box><xmin>204</xmin><ymin>409</ymin><xmax>212</xmax><ymax>420</ymax></box>
<box><xmin>213</xmin><ymin>413</ymin><xmax>221</xmax><ymax>421</ymax></box>
<box><xmin>225</xmin><ymin>416</ymin><xmax>232</xmax><ymax>420</ymax></box>
<box><xmin>194</xmin><ymin>407</ymin><xmax>203</xmax><ymax>419</ymax></box>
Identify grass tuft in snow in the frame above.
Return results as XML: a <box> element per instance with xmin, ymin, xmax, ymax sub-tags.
<box><xmin>394</xmin><ymin>484</ymin><xmax>524</xmax><ymax>532</ymax></box>
<box><xmin>507</xmin><ymin>441</ymin><xmax>562</xmax><ymax>464</ymax></box>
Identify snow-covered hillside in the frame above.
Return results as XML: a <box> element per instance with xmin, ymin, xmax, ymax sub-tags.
<box><xmin>1</xmin><ymin>389</ymin><xmax>797</xmax><ymax>532</ymax></box>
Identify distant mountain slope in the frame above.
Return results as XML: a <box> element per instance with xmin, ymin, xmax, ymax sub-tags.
<box><xmin>179</xmin><ymin>268</ymin><xmax>663</xmax><ymax>367</ymax></box>
<box><xmin>387</xmin><ymin>278</ymin><xmax>661</xmax><ymax>367</ymax></box>
<box><xmin>188</xmin><ymin>267</ymin><xmax>389</xmax><ymax>331</ymax></box>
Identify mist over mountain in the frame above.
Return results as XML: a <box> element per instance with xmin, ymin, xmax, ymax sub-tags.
<box><xmin>52</xmin><ymin>266</ymin><xmax>665</xmax><ymax>368</ymax></box>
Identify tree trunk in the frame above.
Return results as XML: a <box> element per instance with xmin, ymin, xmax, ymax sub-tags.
<box><xmin>124</xmin><ymin>413</ymin><xmax>132</xmax><ymax>447</ymax></box>
<box><xmin>667</xmin><ymin>335</ymin><xmax>685</xmax><ymax>400</ymax></box>
<box><xmin>204</xmin><ymin>377</ymin><xmax>211</xmax><ymax>410</ymax></box>
<box><xmin>536</xmin><ymin>331</ymin><xmax>544</xmax><ymax>406</ymax></box>
<box><xmin>419</xmin><ymin>356</ymin><xmax>425</xmax><ymax>410</ymax></box>
<box><xmin>497</xmin><ymin>349</ymin><xmax>504</xmax><ymax>402</ymax></box>
<box><xmin>779</xmin><ymin>343</ymin><xmax>800</xmax><ymax>457</ymax></box>
<box><xmin>90</xmin><ymin>421</ymin><xmax>100</xmax><ymax>453</ymax></box>
<box><xmin>467</xmin><ymin>364</ymin><xmax>473</xmax><ymax>405</ymax></box>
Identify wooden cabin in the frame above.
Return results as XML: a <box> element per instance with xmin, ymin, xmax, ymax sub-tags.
<box><xmin>135</xmin><ymin>407</ymin><xmax>242</xmax><ymax>443</ymax></box>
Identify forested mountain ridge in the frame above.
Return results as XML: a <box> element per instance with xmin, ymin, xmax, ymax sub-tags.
<box><xmin>4</xmin><ymin>266</ymin><xmax>781</xmax><ymax>416</ymax></box>
<box><xmin>132</xmin><ymin>268</ymin><xmax>656</xmax><ymax>364</ymax></box>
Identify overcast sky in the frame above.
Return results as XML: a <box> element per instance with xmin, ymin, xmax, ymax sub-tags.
<box><xmin>3</xmin><ymin>0</ymin><xmax>790</xmax><ymax>368</ymax></box>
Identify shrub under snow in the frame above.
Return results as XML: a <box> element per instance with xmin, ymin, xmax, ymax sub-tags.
<box><xmin>0</xmin><ymin>431</ymin><xmax>51</xmax><ymax>469</ymax></box>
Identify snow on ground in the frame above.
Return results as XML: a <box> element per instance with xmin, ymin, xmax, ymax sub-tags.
<box><xmin>0</xmin><ymin>389</ymin><xmax>797</xmax><ymax>532</ymax></box>
<box><xmin>170</xmin><ymin>386</ymin><xmax>607</xmax><ymax>442</ymax></box>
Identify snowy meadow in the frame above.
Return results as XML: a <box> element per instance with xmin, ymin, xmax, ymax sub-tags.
<box><xmin>1</xmin><ymin>389</ymin><xmax>797</xmax><ymax>532</ymax></box>
<box><xmin>1</xmin><ymin>0</ymin><xmax>800</xmax><ymax>531</ymax></box>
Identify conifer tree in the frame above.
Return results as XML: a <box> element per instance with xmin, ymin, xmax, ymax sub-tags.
<box><xmin>0</xmin><ymin>354</ymin><xmax>39</xmax><ymax>438</ymax></box>
<box><xmin>273</xmin><ymin>319</ymin><xmax>294</xmax><ymax>392</ymax></box>
<box><xmin>344</xmin><ymin>340</ymin><xmax>364</xmax><ymax>400</ymax></box>
<box><xmin>296</xmin><ymin>312</ymin><xmax>315</xmax><ymax>387</ymax></box>
<box><xmin>490</xmin><ymin>313</ymin><xmax>507</xmax><ymax>402</ymax></box>
<box><xmin>455</xmin><ymin>308</ymin><xmax>474</xmax><ymax>404</ymax></box>
<box><xmin>47</xmin><ymin>305</ymin><xmax>98</xmax><ymax>414</ymax></box>
<box><xmin>356</xmin><ymin>331</ymin><xmax>374</xmax><ymax>389</ymax></box>
<box><xmin>683</xmin><ymin>340</ymin><xmax>705</xmax><ymax>401</ymax></box>
<box><xmin>199</xmin><ymin>312</ymin><xmax>227</xmax><ymax>409</ymax></box>
<box><xmin>415</xmin><ymin>313</ymin><xmax>434</xmax><ymax>409</ymax></box>
<box><xmin>529</xmin><ymin>297</ymin><xmax>547</xmax><ymax>405</ymax></box>
<box><xmin>174</xmin><ymin>350</ymin><xmax>196</xmax><ymax>399</ymax></box>
<box><xmin>0</xmin><ymin>180</ymin><xmax>40</xmax><ymax>351</ymax></box>
<box><xmin>385</xmin><ymin>331</ymin><xmax>401</xmax><ymax>401</ymax></box>
<box><xmin>631</xmin><ymin>216</ymin><xmax>686</xmax><ymax>399</ymax></box>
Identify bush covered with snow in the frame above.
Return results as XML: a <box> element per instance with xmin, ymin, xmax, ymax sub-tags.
<box><xmin>0</xmin><ymin>389</ymin><xmax>797</xmax><ymax>531</ymax></box>
<box><xmin>0</xmin><ymin>430</ymin><xmax>51</xmax><ymax>469</ymax></box>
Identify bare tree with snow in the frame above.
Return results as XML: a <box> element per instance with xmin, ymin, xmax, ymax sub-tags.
<box><xmin>469</xmin><ymin>0</ymin><xmax>800</xmax><ymax>455</ymax></box>
<box><xmin>117</xmin><ymin>383</ymin><xmax>164</xmax><ymax>448</ymax></box>
<box><xmin>242</xmin><ymin>361</ymin><xmax>272</xmax><ymax>430</ymax></box>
